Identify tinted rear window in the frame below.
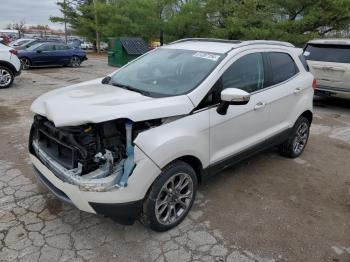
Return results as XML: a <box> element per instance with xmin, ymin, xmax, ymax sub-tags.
<box><xmin>299</xmin><ymin>54</ymin><xmax>309</xmax><ymax>72</ymax></box>
<box><xmin>269</xmin><ymin>52</ymin><xmax>298</xmax><ymax>85</ymax></box>
<box><xmin>304</xmin><ymin>44</ymin><xmax>350</xmax><ymax>63</ymax></box>
<box><xmin>55</xmin><ymin>44</ymin><xmax>70</xmax><ymax>50</ymax></box>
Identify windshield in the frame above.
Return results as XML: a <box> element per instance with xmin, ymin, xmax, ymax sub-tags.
<box><xmin>110</xmin><ymin>48</ymin><xmax>224</xmax><ymax>97</ymax></box>
<box><xmin>26</xmin><ymin>43</ymin><xmax>42</xmax><ymax>51</ymax></box>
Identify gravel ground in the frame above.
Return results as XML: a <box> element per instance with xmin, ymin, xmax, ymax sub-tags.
<box><xmin>0</xmin><ymin>58</ymin><xmax>349</xmax><ymax>262</ymax></box>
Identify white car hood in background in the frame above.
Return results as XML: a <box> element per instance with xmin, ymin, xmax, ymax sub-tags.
<box><xmin>30</xmin><ymin>79</ymin><xmax>194</xmax><ymax>127</ymax></box>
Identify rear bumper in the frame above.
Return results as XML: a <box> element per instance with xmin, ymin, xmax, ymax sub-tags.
<box><xmin>316</xmin><ymin>85</ymin><xmax>350</xmax><ymax>94</ymax></box>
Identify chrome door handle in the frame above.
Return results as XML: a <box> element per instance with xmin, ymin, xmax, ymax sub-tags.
<box><xmin>294</xmin><ymin>87</ymin><xmax>302</xmax><ymax>94</ymax></box>
<box><xmin>254</xmin><ymin>102</ymin><xmax>266</xmax><ymax>110</ymax></box>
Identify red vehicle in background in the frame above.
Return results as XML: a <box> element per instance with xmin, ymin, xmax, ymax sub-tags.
<box><xmin>0</xmin><ymin>34</ymin><xmax>10</xmax><ymax>45</ymax></box>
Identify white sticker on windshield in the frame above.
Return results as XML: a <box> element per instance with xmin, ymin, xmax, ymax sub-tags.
<box><xmin>193</xmin><ymin>52</ymin><xmax>220</xmax><ymax>62</ymax></box>
<box><xmin>303</xmin><ymin>51</ymin><xmax>310</xmax><ymax>57</ymax></box>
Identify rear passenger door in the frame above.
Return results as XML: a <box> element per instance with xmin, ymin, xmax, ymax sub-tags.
<box><xmin>265</xmin><ymin>51</ymin><xmax>304</xmax><ymax>133</ymax></box>
<box><xmin>54</xmin><ymin>44</ymin><xmax>72</xmax><ymax>65</ymax></box>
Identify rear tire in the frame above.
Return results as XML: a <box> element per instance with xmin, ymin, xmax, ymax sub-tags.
<box><xmin>140</xmin><ymin>160</ymin><xmax>197</xmax><ymax>232</ymax></box>
<box><xmin>21</xmin><ymin>57</ymin><xmax>31</xmax><ymax>70</ymax></box>
<box><xmin>0</xmin><ymin>66</ymin><xmax>14</xmax><ymax>89</ymax></box>
<box><xmin>69</xmin><ymin>56</ymin><xmax>81</xmax><ymax>67</ymax></box>
<box><xmin>279</xmin><ymin>116</ymin><xmax>310</xmax><ymax>158</ymax></box>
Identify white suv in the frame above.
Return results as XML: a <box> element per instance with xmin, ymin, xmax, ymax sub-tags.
<box><xmin>29</xmin><ymin>39</ymin><xmax>314</xmax><ymax>231</ymax></box>
<box><xmin>304</xmin><ymin>39</ymin><xmax>350</xmax><ymax>99</ymax></box>
<box><xmin>0</xmin><ymin>43</ymin><xmax>21</xmax><ymax>88</ymax></box>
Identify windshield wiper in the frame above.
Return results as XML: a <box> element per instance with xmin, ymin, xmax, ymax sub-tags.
<box><xmin>111</xmin><ymin>82</ymin><xmax>150</xmax><ymax>96</ymax></box>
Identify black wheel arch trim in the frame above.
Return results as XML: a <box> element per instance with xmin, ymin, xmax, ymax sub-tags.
<box><xmin>0</xmin><ymin>60</ymin><xmax>18</xmax><ymax>75</ymax></box>
<box><xmin>89</xmin><ymin>200</ymin><xmax>143</xmax><ymax>225</ymax></box>
<box><xmin>300</xmin><ymin>110</ymin><xmax>313</xmax><ymax>124</ymax></box>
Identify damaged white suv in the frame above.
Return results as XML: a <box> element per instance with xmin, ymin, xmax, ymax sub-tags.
<box><xmin>29</xmin><ymin>39</ymin><xmax>314</xmax><ymax>231</ymax></box>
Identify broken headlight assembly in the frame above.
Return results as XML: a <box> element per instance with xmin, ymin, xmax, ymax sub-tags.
<box><xmin>29</xmin><ymin>115</ymin><xmax>163</xmax><ymax>192</ymax></box>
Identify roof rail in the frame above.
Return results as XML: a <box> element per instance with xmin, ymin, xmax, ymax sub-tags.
<box><xmin>238</xmin><ymin>40</ymin><xmax>295</xmax><ymax>48</ymax></box>
<box><xmin>169</xmin><ymin>38</ymin><xmax>242</xmax><ymax>45</ymax></box>
<box><xmin>167</xmin><ymin>38</ymin><xmax>295</xmax><ymax>54</ymax></box>
<box><xmin>223</xmin><ymin>40</ymin><xmax>295</xmax><ymax>54</ymax></box>
<box><xmin>169</xmin><ymin>38</ymin><xmax>294</xmax><ymax>48</ymax></box>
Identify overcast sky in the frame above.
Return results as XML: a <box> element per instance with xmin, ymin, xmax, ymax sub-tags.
<box><xmin>0</xmin><ymin>0</ymin><xmax>63</xmax><ymax>29</ymax></box>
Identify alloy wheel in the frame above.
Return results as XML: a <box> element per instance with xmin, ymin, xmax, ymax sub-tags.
<box><xmin>21</xmin><ymin>58</ymin><xmax>30</xmax><ymax>70</ymax></box>
<box><xmin>155</xmin><ymin>172</ymin><xmax>194</xmax><ymax>225</ymax></box>
<box><xmin>293</xmin><ymin>122</ymin><xmax>309</xmax><ymax>155</ymax></box>
<box><xmin>70</xmin><ymin>56</ymin><xmax>81</xmax><ymax>67</ymax></box>
<box><xmin>0</xmin><ymin>69</ymin><xmax>12</xmax><ymax>88</ymax></box>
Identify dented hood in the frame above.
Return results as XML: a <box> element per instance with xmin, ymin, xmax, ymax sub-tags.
<box><xmin>30</xmin><ymin>78</ymin><xmax>194</xmax><ymax>127</ymax></box>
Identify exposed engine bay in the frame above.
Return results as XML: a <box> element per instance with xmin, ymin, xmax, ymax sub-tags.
<box><xmin>29</xmin><ymin>115</ymin><xmax>166</xmax><ymax>191</ymax></box>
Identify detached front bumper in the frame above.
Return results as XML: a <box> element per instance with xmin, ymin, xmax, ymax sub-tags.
<box><xmin>30</xmin><ymin>149</ymin><xmax>161</xmax><ymax>224</ymax></box>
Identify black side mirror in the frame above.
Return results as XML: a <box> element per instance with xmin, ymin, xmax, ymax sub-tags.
<box><xmin>36</xmin><ymin>50</ymin><xmax>42</xmax><ymax>53</ymax></box>
<box><xmin>216</xmin><ymin>88</ymin><xmax>250</xmax><ymax>115</ymax></box>
<box><xmin>101</xmin><ymin>76</ymin><xmax>111</xmax><ymax>84</ymax></box>
<box><xmin>216</xmin><ymin>101</ymin><xmax>230</xmax><ymax>115</ymax></box>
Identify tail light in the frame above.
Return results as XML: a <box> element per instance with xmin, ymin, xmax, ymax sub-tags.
<box><xmin>312</xmin><ymin>79</ymin><xmax>317</xmax><ymax>90</ymax></box>
<box><xmin>9</xmin><ymin>49</ymin><xmax>18</xmax><ymax>56</ymax></box>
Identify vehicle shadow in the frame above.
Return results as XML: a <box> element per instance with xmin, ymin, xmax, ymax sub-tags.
<box><xmin>314</xmin><ymin>95</ymin><xmax>350</xmax><ymax>110</ymax></box>
<box><xmin>24</xmin><ymin>65</ymin><xmax>87</xmax><ymax>74</ymax></box>
<box><xmin>27</xmin><ymin>65</ymin><xmax>63</xmax><ymax>69</ymax></box>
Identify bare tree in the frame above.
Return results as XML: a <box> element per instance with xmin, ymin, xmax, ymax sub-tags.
<box><xmin>11</xmin><ymin>20</ymin><xmax>26</xmax><ymax>38</ymax></box>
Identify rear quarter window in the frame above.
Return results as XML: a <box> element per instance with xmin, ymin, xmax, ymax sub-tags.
<box><xmin>269</xmin><ymin>52</ymin><xmax>299</xmax><ymax>85</ymax></box>
<box><xmin>304</xmin><ymin>44</ymin><xmax>350</xmax><ymax>63</ymax></box>
<box><xmin>299</xmin><ymin>54</ymin><xmax>309</xmax><ymax>72</ymax></box>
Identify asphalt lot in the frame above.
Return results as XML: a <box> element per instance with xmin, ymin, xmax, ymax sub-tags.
<box><xmin>0</xmin><ymin>57</ymin><xmax>349</xmax><ymax>262</ymax></box>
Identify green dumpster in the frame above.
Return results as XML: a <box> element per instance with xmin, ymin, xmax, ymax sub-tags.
<box><xmin>108</xmin><ymin>37</ymin><xmax>149</xmax><ymax>67</ymax></box>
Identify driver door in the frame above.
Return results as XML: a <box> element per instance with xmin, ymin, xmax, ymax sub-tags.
<box><xmin>209</xmin><ymin>52</ymin><xmax>271</xmax><ymax>166</ymax></box>
<box><xmin>32</xmin><ymin>43</ymin><xmax>56</xmax><ymax>65</ymax></box>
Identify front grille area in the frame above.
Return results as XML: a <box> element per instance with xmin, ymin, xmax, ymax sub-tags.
<box><xmin>37</xmin><ymin>128</ymin><xmax>78</xmax><ymax>170</ymax></box>
<box><xmin>30</xmin><ymin>115</ymin><xmax>100</xmax><ymax>174</ymax></box>
<box><xmin>30</xmin><ymin>115</ymin><xmax>133</xmax><ymax>178</ymax></box>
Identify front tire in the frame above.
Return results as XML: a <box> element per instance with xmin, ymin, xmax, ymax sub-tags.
<box><xmin>279</xmin><ymin>116</ymin><xmax>310</xmax><ymax>158</ymax></box>
<box><xmin>69</xmin><ymin>56</ymin><xmax>81</xmax><ymax>67</ymax></box>
<box><xmin>141</xmin><ymin>160</ymin><xmax>198</xmax><ymax>232</ymax></box>
<box><xmin>0</xmin><ymin>66</ymin><xmax>14</xmax><ymax>89</ymax></box>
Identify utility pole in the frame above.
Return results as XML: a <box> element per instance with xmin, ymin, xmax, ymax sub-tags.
<box><xmin>92</xmin><ymin>0</ymin><xmax>100</xmax><ymax>53</ymax></box>
<box><xmin>64</xmin><ymin>0</ymin><xmax>68</xmax><ymax>43</ymax></box>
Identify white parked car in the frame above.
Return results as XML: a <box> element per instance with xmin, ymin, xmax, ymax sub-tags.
<box><xmin>99</xmin><ymin>42</ymin><xmax>108</xmax><ymax>50</ymax></box>
<box><xmin>0</xmin><ymin>43</ymin><xmax>21</xmax><ymax>88</ymax></box>
<box><xmin>9</xmin><ymin>38</ymin><xmax>33</xmax><ymax>48</ymax></box>
<box><xmin>80</xmin><ymin>41</ymin><xmax>93</xmax><ymax>50</ymax></box>
<box><xmin>304</xmin><ymin>39</ymin><xmax>350</xmax><ymax>99</ymax></box>
<box><xmin>29</xmin><ymin>39</ymin><xmax>314</xmax><ymax>231</ymax></box>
